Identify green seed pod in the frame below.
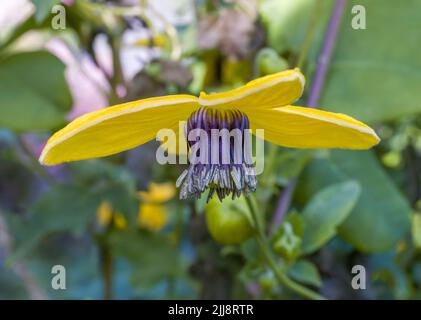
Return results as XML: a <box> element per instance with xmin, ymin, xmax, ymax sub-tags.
<box><xmin>205</xmin><ymin>196</ymin><xmax>255</xmax><ymax>245</ymax></box>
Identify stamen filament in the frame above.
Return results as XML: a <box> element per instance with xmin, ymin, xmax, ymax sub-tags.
<box><xmin>177</xmin><ymin>107</ymin><xmax>257</xmax><ymax>202</ymax></box>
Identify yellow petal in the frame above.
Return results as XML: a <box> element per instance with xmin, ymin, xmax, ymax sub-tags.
<box><xmin>248</xmin><ymin>106</ymin><xmax>380</xmax><ymax>149</ymax></box>
<box><xmin>39</xmin><ymin>95</ymin><xmax>198</xmax><ymax>165</ymax></box>
<box><xmin>137</xmin><ymin>182</ymin><xmax>176</xmax><ymax>203</ymax></box>
<box><xmin>198</xmin><ymin>68</ymin><xmax>304</xmax><ymax>111</ymax></box>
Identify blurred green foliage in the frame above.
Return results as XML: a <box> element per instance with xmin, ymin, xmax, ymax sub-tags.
<box><xmin>0</xmin><ymin>51</ymin><xmax>72</xmax><ymax>131</ymax></box>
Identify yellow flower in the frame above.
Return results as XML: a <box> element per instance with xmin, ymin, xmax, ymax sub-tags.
<box><xmin>138</xmin><ymin>203</ymin><xmax>168</xmax><ymax>232</ymax></box>
<box><xmin>96</xmin><ymin>201</ymin><xmax>127</xmax><ymax>230</ymax></box>
<box><xmin>39</xmin><ymin>69</ymin><xmax>379</xmax><ymax>201</ymax></box>
<box><xmin>97</xmin><ymin>201</ymin><xmax>113</xmax><ymax>227</ymax></box>
<box><xmin>132</xmin><ymin>33</ymin><xmax>167</xmax><ymax>48</ymax></box>
<box><xmin>138</xmin><ymin>182</ymin><xmax>176</xmax><ymax>203</ymax></box>
<box><xmin>136</xmin><ymin>182</ymin><xmax>174</xmax><ymax>232</ymax></box>
<box><xmin>114</xmin><ymin>213</ymin><xmax>128</xmax><ymax>230</ymax></box>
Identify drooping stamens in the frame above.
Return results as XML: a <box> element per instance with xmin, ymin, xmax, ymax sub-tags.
<box><xmin>176</xmin><ymin>107</ymin><xmax>257</xmax><ymax>202</ymax></box>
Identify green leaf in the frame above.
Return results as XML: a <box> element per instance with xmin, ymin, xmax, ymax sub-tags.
<box><xmin>9</xmin><ymin>185</ymin><xmax>102</xmax><ymax>262</ymax></box>
<box><xmin>255</xmin><ymin>48</ymin><xmax>289</xmax><ymax>76</ymax></box>
<box><xmin>109</xmin><ymin>231</ymin><xmax>185</xmax><ymax>288</ymax></box>
<box><xmin>31</xmin><ymin>0</ymin><xmax>61</xmax><ymax>23</ymax></box>
<box><xmin>297</xmin><ymin>150</ymin><xmax>411</xmax><ymax>252</ymax></box>
<box><xmin>320</xmin><ymin>0</ymin><xmax>421</xmax><ymax>123</ymax></box>
<box><xmin>287</xmin><ymin>259</ymin><xmax>322</xmax><ymax>288</ymax></box>
<box><xmin>0</xmin><ymin>51</ymin><xmax>72</xmax><ymax>131</ymax></box>
<box><xmin>0</xmin><ymin>265</ymin><xmax>28</xmax><ymax>299</ymax></box>
<box><xmin>369</xmin><ymin>252</ymin><xmax>411</xmax><ymax>299</ymax></box>
<box><xmin>0</xmin><ymin>15</ymin><xmax>48</xmax><ymax>50</ymax></box>
<box><xmin>301</xmin><ymin>181</ymin><xmax>361</xmax><ymax>254</ymax></box>
<box><xmin>275</xmin><ymin>149</ymin><xmax>317</xmax><ymax>185</ymax></box>
<box><xmin>241</xmin><ymin>239</ymin><xmax>263</xmax><ymax>264</ymax></box>
<box><xmin>261</xmin><ymin>0</ymin><xmax>421</xmax><ymax>122</ymax></box>
<box><xmin>259</xmin><ymin>0</ymin><xmax>332</xmax><ymax>58</ymax></box>
<box><xmin>69</xmin><ymin>160</ymin><xmax>137</xmax><ymax>199</ymax></box>
<box><xmin>68</xmin><ymin>160</ymin><xmax>139</xmax><ymax>220</ymax></box>
<box><xmin>99</xmin><ymin>185</ymin><xmax>138</xmax><ymax>221</ymax></box>
<box><xmin>29</xmin><ymin>185</ymin><xmax>101</xmax><ymax>234</ymax></box>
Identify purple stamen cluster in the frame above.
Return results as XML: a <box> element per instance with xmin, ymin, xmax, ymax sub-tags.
<box><xmin>176</xmin><ymin>107</ymin><xmax>257</xmax><ymax>202</ymax></box>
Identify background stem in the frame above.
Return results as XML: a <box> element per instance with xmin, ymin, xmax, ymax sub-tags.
<box><xmin>296</xmin><ymin>0</ymin><xmax>324</xmax><ymax>70</ymax></box>
<box><xmin>270</xmin><ymin>179</ymin><xmax>296</xmax><ymax>236</ymax></box>
<box><xmin>271</xmin><ymin>0</ymin><xmax>347</xmax><ymax>237</ymax></box>
<box><xmin>100</xmin><ymin>242</ymin><xmax>113</xmax><ymax>300</ymax></box>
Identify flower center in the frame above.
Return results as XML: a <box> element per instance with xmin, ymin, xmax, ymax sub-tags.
<box><xmin>176</xmin><ymin>107</ymin><xmax>257</xmax><ymax>202</ymax></box>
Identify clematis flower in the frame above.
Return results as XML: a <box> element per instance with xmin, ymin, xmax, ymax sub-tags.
<box><xmin>39</xmin><ymin>69</ymin><xmax>379</xmax><ymax>201</ymax></box>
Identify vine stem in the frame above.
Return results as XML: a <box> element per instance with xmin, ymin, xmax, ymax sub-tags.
<box><xmin>245</xmin><ymin>195</ymin><xmax>325</xmax><ymax>300</ymax></box>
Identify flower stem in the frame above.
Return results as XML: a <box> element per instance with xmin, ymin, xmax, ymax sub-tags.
<box><xmin>99</xmin><ymin>238</ymin><xmax>113</xmax><ymax>300</ymax></box>
<box><xmin>108</xmin><ymin>35</ymin><xmax>124</xmax><ymax>104</ymax></box>
<box><xmin>245</xmin><ymin>195</ymin><xmax>326</xmax><ymax>300</ymax></box>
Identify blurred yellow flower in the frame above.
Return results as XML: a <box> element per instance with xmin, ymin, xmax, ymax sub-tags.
<box><xmin>137</xmin><ymin>182</ymin><xmax>175</xmax><ymax>232</ymax></box>
<box><xmin>96</xmin><ymin>183</ymin><xmax>174</xmax><ymax>232</ymax></box>
<box><xmin>138</xmin><ymin>182</ymin><xmax>176</xmax><ymax>203</ymax></box>
<box><xmin>97</xmin><ymin>201</ymin><xmax>113</xmax><ymax>226</ymax></box>
<box><xmin>114</xmin><ymin>213</ymin><xmax>128</xmax><ymax>230</ymax></box>
<box><xmin>132</xmin><ymin>33</ymin><xmax>167</xmax><ymax>48</ymax></box>
<box><xmin>138</xmin><ymin>203</ymin><xmax>168</xmax><ymax>232</ymax></box>
<box><xmin>96</xmin><ymin>201</ymin><xmax>127</xmax><ymax>230</ymax></box>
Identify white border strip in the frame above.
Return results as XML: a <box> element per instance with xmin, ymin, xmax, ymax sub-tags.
<box><xmin>39</xmin><ymin>98</ymin><xmax>198</xmax><ymax>164</ymax></box>
<box><xmin>198</xmin><ymin>71</ymin><xmax>305</xmax><ymax>106</ymax></box>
